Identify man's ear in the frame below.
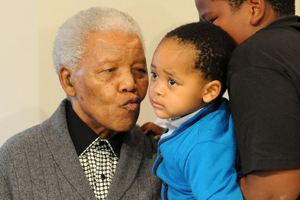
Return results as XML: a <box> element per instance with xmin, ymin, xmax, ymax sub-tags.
<box><xmin>59</xmin><ymin>65</ymin><xmax>76</xmax><ymax>97</ymax></box>
<box><xmin>249</xmin><ymin>0</ymin><xmax>266</xmax><ymax>25</ymax></box>
<box><xmin>202</xmin><ymin>80</ymin><xmax>222</xmax><ymax>103</ymax></box>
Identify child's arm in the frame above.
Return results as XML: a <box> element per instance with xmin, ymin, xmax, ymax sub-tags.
<box><xmin>141</xmin><ymin>122</ymin><xmax>165</xmax><ymax>141</ymax></box>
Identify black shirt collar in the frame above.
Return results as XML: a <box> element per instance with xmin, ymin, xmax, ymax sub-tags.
<box><xmin>65</xmin><ymin>100</ymin><xmax>122</xmax><ymax>158</ymax></box>
<box><xmin>268</xmin><ymin>16</ymin><xmax>300</xmax><ymax>28</ymax></box>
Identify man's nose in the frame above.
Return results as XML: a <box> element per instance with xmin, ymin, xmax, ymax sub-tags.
<box><xmin>119</xmin><ymin>70</ymin><xmax>136</xmax><ymax>92</ymax></box>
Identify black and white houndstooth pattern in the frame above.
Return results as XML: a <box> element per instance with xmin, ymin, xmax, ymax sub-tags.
<box><xmin>79</xmin><ymin>137</ymin><xmax>118</xmax><ymax>200</ymax></box>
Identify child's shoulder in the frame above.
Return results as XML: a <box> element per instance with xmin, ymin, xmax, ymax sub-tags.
<box><xmin>191</xmin><ymin>100</ymin><xmax>235</xmax><ymax>144</ymax></box>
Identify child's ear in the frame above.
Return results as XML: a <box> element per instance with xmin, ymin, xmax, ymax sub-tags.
<box><xmin>202</xmin><ymin>80</ymin><xmax>222</xmax><ymax>103</ymax></box>
<box><xmin>248</xmin><ymin>0</ymin><xmax>265</xmax><ymax>25</ymax></box>
<box><xmin>59</xmin><ymin>65</ymin><xmax>76</xmax><ymax>97</ymax></box>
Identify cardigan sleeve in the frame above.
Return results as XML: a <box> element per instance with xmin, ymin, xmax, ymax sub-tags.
<box><xmin>0</xmin><ymin>167</ymin><xmax>13</xmax><ymax>199</ymax></box>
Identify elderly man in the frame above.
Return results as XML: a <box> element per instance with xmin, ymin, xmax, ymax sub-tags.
<box><xmin>0</xmin><ymin>7</ymin><xmax>161</xmax><ymax>200</ymax></box>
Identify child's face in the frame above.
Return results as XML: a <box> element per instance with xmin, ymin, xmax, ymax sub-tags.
<box><xmin>194</xmin><ymin>0</ymin><xmax>254</xmax><ymax>45</ymax></box>
<box><xmin>149</xmin><ymin>40</ymin><xmax>208</xmax><ymax>119</ymax></box>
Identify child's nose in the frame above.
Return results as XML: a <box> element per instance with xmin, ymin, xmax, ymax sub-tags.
<box><xmin>153</xmin><ymin>81</ymin><xmax>164</xmax><ymax>96</ymax></box>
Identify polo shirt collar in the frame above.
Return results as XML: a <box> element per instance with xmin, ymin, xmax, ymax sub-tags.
<box><xmin>165</xmin><ymin>108</ymin><xmax>203</xmax><ymax>133</ymax></box>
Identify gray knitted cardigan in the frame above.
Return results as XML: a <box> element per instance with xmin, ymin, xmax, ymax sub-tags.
<box><xmin>0</xmin><ymin>99</ymin><xmax>161</xmax><ymax>200</ymax></box>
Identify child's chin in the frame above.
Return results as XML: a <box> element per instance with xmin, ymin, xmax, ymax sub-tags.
<box><xmin>154</xmin><ymin>111</ymin><xmax>169</xmax><ymax>119</ymax></box>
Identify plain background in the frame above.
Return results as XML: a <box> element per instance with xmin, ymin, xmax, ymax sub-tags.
<box><xmin>1</xmin><ymin>0</ymin><xmax>300</xmax><ymax>146</ymax></box>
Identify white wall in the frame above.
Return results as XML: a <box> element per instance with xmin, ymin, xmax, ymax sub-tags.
<box><xmin>1</xmin><ymin>0</ymin><xmax>300</xmax><ymax>146</ymax></box>
<box><xmin>0</xmin><ymin>1</ymin><xmax>39</xmax><ymax>145</ymax></box>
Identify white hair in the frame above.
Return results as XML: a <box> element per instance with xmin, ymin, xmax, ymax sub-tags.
<box><xmin>52</xmin><ymin>7</ymin><xmax>145</xmax><ymax>73</ymax></box>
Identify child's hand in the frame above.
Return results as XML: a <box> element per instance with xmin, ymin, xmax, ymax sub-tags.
<box><xmin>141</xmin><ymin>122</ymin><xmax>165</xmax><ymax>141</ymax></box>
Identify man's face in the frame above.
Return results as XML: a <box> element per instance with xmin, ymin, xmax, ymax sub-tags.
<box><xmin>70</xmin><ymin>32</ymin><xmax>148</xmax><ymax>136</ymax></box>
<box><xmin>195</xmin><ymin>0</ymin><xmax>254</xmax><ymax>45</ymax></box>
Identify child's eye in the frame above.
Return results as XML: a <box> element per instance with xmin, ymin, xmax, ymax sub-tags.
<box><xmin>168</xmin><ymin>79</ymin><xmax>177</xmax><ymax>86</ymax></box>
<box><xmin>151</xmin><ymin>72</ymin><xmax>158</xmax><ymax>79</ymax></box>
<box><xmin>209</xmin><ymin>18</ymin><xmax>216</xmax><ymax>24</ymax></box>
<box><xmin>200</xmin><ymin>16</ymin><xmax>216</xmax><ymax>24</ymax></box>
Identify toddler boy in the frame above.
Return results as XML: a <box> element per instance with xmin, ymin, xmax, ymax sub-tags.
<box><xmin>149</xmin><ymin>22</ymin><xmax>242</xmax><ymax>199</ymax></box>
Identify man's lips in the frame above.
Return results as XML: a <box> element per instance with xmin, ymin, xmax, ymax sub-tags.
<box><xmin>122</xmin><ymin>96</ymin><xmax>140</xmax><ymax>111</ymax></box>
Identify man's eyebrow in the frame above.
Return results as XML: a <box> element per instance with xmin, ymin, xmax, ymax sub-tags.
<box><xmin>98</xmin><ymin>55</ymin><xmax>122</xmax><ymax>62</ymax></box>
<box><xmin>134</xmin><ymin>57</ymin><xmax>146</xmax><ymax>65</ymax></box>
<box><xmin>97</xmin><ymin>58</ymin><xmax>116</xmax><ymax>65</ymax></box>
